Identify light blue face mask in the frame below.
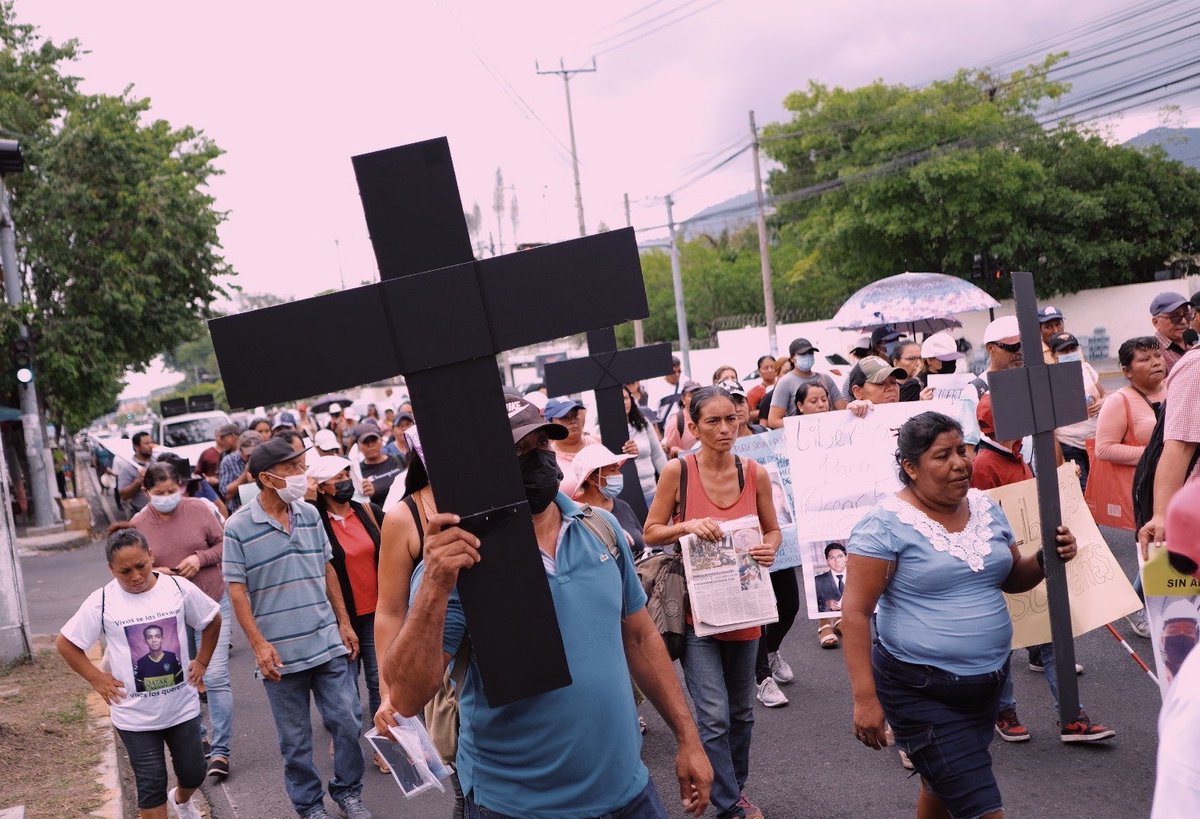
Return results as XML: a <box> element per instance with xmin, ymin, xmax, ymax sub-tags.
<box><xmin>1057</xmin><ymin>352</ymin><xmax>1082</xmax><ymax>363</ymax></box>
<box><xmin>599</xmin><ymin>474</ymin><xmax>624</xmax><ymax>499</ymax></box>
<box><xmin>793</xmin><ymin>353</ymin><xmax>815</xmax><ymax>372</ymax></box>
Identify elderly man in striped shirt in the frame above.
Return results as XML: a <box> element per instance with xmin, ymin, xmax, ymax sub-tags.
<box><xmin>223</xmin><ymin>437</ymin><xmax>367</xmax><ymax>819</ymax></box>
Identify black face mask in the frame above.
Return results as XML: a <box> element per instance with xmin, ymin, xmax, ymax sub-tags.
<box><xmin>520</xmin><ymin>447</ymin><xmax>562</xmax><ymax>514</ymax></box>
<box><xmin>1164</xmin><ymin>634</ymin><xmax>1197</xmax><ymax>676</ymax></box>
<box><xmin>940</xmin><ymin>359</ymin><xmax>958</xmax><ymax>375</ymax></box>
<box><xmin>331</xmin><ymin>480</ymin><xmax>355</xmax><ymax>504</ymax></box>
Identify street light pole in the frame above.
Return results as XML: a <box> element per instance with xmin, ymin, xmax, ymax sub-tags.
<box><xmin>0</xmin><ymin>142</ymin><xmax>57</xmax><ymax>529</ymax></box>
<box><xmin>749</xmin><ymin>110</ymin><xmax>778</xmax><ymax>356</ymax></box>
<box><xmin>537</xmin><ymin>58</ymin><xmax>596</xmax><ymax>238</ymax></box>
<box><xmin>665</xmin><ymin>194</ymin><xmax>691</xmax><ymax>374</ymax></box>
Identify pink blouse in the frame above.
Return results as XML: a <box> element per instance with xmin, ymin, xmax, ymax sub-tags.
<box><xmin>1094</xmin><ymin>385</ymin><xmax>1165</xmax><ymax>466</ymax></box>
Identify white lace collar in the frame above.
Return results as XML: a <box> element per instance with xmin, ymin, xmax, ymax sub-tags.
<box><xmin>880</xmin><ymin>490</ymin><xmax>994</xmax><ymax>572</ymax></box>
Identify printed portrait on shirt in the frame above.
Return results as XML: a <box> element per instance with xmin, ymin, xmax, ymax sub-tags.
<box><xmin>125</xmin><ymin>618</ymin><xmax>185</xmax><ymax>693</ymax></box>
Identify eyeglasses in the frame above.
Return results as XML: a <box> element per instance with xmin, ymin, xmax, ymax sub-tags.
<box><xmin>992</xmin><ymin>341</ymin><xmax>1021</xmax><ymax>354</ymax></box>
<box><xmin>1158</xmin><ymin>307</ymin><xmax>1197</xmax><ymax>325</ymax></box>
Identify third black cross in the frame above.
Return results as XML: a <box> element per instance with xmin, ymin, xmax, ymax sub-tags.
<box><xmin>987</xmin><ymin>270</ymin><xmax>1087</xmax><ymax>727</ymax></box>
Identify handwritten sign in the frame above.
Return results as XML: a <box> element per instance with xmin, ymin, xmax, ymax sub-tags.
<box><xmin>987</xmin><ymin>464</ymin><xmax>1142</xmax><ymax>649</ymax></box>
<box><xmin>927</xmin><ymin>372</ymin><xmax>974</xmax><ymax>402</ymax></box>
<box><xmin>731</xmin><ymin>428</ymin><xmax>801</xmax><ymax>571</ymax></box>
<box><xmin>783</xmin><ymin>402</ymin><xmax>956</xmax><ymax>541</ymax></box>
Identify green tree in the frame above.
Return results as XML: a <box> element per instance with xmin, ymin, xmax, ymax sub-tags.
<box><xmin>759</xmin><ymin>56</ymin><xmax>1200</xmax><ymax>304</ymax></box>
<box><xmin>0</xmin><ymin>2</ymin><xmax>232</xmax><ymax>428</ymax></box>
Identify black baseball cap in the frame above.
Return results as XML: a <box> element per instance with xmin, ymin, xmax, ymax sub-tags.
<box><xmin>248</xmin><ymin>437</ymin><xmax>310</xmax><ymax>478</ymax></box>
<box><xmin>788</xmin><ymin>338</ymin><xmax>818</xmax><ymax>356</ymax></box>
<box><xmin>1047</xmin><ymin>332</ymin><xmax>1080</xmax><ymax>353</ymax></box>
<box><xmin>505</xmin><ymin>393</ymin><xmax>568</xmax><ymax>444</ymax></box>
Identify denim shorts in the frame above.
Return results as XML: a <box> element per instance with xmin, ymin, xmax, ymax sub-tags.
<box><xmin>871</xmin><ymin>643</ymin><xmax>1008</xmax><ymax>819</ymax></box>
<box><xmin>466</xmin><ymin>777</ymin><xmax>666</xmax><ymax>819</ymax></box>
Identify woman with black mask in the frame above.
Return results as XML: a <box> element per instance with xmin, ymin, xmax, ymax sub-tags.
<box><xmin>918</xmin><ymin>332</ymin><xmax>965</xmax><ymax>387</ymax></box>
<box><xmin>308</xmin><ymin>454</ymin><xmax>389</xmax><ymax>774</ymax></box>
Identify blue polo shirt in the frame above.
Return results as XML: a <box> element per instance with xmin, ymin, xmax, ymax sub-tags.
<box><xmin>223</xmin><ymin>497</ymin><xmax>347</xmax><ymax>674</ymax></box>
<box><xmin>409</xmin><ymin>494</ymin><xmax>648</xmax><ymax>818</ymax></box>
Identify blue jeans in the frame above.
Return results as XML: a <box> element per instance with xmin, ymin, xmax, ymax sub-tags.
<box><xmin>998</xmin><ymin>642</ymin><xmax>1079</xmax><ymax>715</ymax></box>
<box><xmin>261</xmin><ymin>656</ymin><xmax>365</xmax><ymax>816</ymax></box>
<box><xmin>681</xmin><ymin>628</ymin><xmax>757</xmax><ymax>819</ymax></box>
<box><xmin>353</xmin><ymin>612</ymin><xmax>381</xmax><ymax>721</ymax></box>
<box><xmin>188</xmin><ymin>592</ymin><xmax>233</xmax><ymax>760</ymax></box>
<box><xmin>464</xmin><ymin>777</ymin><xmax>666</xmax><ymax>819</ymax></box>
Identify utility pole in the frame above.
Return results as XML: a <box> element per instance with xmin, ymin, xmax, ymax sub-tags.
<box><xmin>749</xmin><ymin>110</ymin><xmax>778</xmax><ymax>356</ymax></box>
<box><xmin>665</xmin><ymin>195</ymin><xmax>690</xmax><ymax>374</ymax></box>
<box><xmin>624</xmin><ymin>192</ymin><xmax>645</xmax><ymax>347</ymax></box>
<box><xmin>537</xmin><ymin>58</ymin><xmax>596</xmax><ymax>237</ymax></box>
<box><xmin>0</xmin><ymin>141</ymin><xmax>57</xmax><ymax>531</ymax></box>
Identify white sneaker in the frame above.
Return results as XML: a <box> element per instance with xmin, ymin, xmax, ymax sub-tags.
<box><xmin>756</xmin><ymin>677</ymin><xmax>788</xmax><ymax>708</ymax></box>
<box><xmin>167</xmin><ymin>787</ymin><xmax>203</xmax><ymax>819</ymax></box>
<box><xmin>767</xmin><ymin>651</ymin><xmax>794</xmax><ymax>684</ymax></box>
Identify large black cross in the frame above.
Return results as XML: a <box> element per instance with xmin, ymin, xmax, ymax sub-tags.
<box><xmin>987</xmin><ymin>271</ymin><xmax>1087</xmax><ymax>726</ymax></box>
<box><xmin>544</xmin><ymin>328</ymin><xmax>673</xmax><ymax>520</ymax></box>
<box><xmin>208</xmin><ymin>138</ymin><xmax>652</xmax><ymax>706</ymax></box>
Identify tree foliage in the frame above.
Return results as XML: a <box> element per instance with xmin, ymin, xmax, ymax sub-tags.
<box><xmin>0</xmin><ymin>2</ymin><xmax>232</xmax><ymax>428</ymax></box>
<box><xmin>758</xmin><ymin>56</ymin><xmax>1200</xmax><ymax>308</ymax></box>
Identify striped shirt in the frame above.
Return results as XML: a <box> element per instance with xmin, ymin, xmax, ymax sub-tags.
<box><xmin>222</xmin><ymin>497</ymin><xmax>347</xmax><ymax>674</ymax></box>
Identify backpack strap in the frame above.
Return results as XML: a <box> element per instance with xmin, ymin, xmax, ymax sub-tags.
<box><xmin>449</xmin><ymin>634</ymin><xmax>471</xmax><ymax>691</ymax></box>
<box><xmin>735</xmin><ymin>455</ymin><xmax>745</xmax><ymax>492</ymax></box>
<box><xmin>403</xmin><ymin>495</ymin><xmax>425</xmax><ymax>548</ymax></box>
<box><xmin>677</xmin><ymin>454</ymin><xmax>690</xmax><ymax>521</ymax></box>
<box><xmin>577</xmin><ymin>504</ymin><xmax>628</xmax><ymax>615</ymax></box>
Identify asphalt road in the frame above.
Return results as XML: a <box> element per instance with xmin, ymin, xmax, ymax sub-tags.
<box><xmin>22</xmin><ymin>517</ymin><xmax>1158</xmax><ymax>819</ymax></box>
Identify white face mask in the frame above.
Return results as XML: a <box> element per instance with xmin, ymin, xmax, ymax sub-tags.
<box><xmin>149</xmin><ymin>492</ymin><xmax>182</xmax><ymax>514</ymax></box>
<box><xmin>268</xmin><ymin>473</ymin><xmax>308</xmax><ymax>504</ymax></box>
<box><xmin>1057</xmin><ymin>352</ymin><xmax>1082</xmax><ymax>363</ymax></box>
<box><xmin>793</xmin><ymin>353</ymin><xmax>815</xmax><ymax>371</ymax></box>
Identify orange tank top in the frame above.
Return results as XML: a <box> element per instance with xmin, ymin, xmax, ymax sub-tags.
<box><xmin>677</xmin><ymin>453</ymin><xmax>762</xmax><ymax>641</ymax></box>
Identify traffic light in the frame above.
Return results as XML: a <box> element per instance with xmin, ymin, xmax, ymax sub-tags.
<box><xmin>12</xmin><ymin>336</ymin><xmax>33</xmax><ymax>383</ymax></box>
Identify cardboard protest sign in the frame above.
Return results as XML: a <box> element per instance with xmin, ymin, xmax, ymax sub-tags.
<box><xmin>783</xmin><ymin>401</ymin><xmax>956</xmax><ymax>541</ymax></box>
<box><xmin>731</xmin><ymin>428</ymin><xmax>801</xmax><ymax>572</ymax></box>
<box><xmin>1140</xmin><ymin>547</ymin><xmax>1200</xmax><ymax>697</ymax></box>
<box><xmin>988</xmin><ymin>464</ymin><xmax>1141</xmax><ymax>649</ymax></box>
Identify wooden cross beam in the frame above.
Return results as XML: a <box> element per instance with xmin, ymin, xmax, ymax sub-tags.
<box><xmin>544</xmin><ymin>328</ymin><xmax>673</xmax><ymax>519</ymax></box>
<box><xmin>208</xmin><ymin>138</ymin><xmax>652</xmax><ymax>706</ymax></box>
<box><xmin>987</xmin><ymin>270</ymin><xmax>1088</xmax><ymax>726</ymax></box>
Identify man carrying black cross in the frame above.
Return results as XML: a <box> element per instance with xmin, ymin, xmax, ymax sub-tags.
<box><xmin>383</xmin><ymin>393</ymin><xmax>712</xmax><ymax>818</ymax></box>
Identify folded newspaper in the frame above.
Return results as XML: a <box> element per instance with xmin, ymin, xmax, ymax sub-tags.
<box><xmin>680</xmin><ymin>515</ymin><xmax>779</xmax><ymax>637</ymax></box>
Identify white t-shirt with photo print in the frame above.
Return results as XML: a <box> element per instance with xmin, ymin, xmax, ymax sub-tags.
<box><xmin>61</xmin><ymin>574</ymin><xmax>219</xmax><ymax>732</ymax></box>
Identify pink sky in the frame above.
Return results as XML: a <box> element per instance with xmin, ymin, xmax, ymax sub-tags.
<box><xmin>25</xmin><ymin>0</ymin><xmax>1195</xmax><ymax>320</ymax></box>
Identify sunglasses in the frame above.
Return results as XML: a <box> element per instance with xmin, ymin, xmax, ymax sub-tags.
<box><xmin>1159</xmin><ymin>308</ymin><xmax>1197</xmax><ymax>325</ymax></box>
<box><xmin>993</xmin><ymin>341</ymin><xmax>1021</xmax><ymax>354</ymax></box>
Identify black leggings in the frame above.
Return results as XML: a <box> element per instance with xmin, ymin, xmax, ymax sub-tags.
<box><xmin>755</xmin><ymin>568</ymin><xmax>800</xmax><ymax>683</ymax></box>
<box><xmin>116</xmin><ymin>715</ymin><xmax>205</xmax><ymax>809</ymax></box>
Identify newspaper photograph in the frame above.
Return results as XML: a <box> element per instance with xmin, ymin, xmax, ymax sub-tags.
<box><xmin>680</xmin><ymin>515</ymin><xmax>779</xmax><ymax>637</ymax></box>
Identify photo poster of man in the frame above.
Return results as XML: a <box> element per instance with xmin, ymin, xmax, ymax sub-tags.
<box><xmin>731</xmin><ymin>428</ymin><xmax>800</xmax><ymax>571</ymax></box>
<box><xmin>124</xmin><ymin>617</ymin><xmax>185</xmax><ymax>693</ymax></box>
<box><xmin>1141</xmin><ymin>545</ymin><xmax>1200</xmax><ymax>698</ymax></box>
<box><xmin>800</xmin><ymin>539</ymin><xmax>849</xmax><ymax>621</ymax></box>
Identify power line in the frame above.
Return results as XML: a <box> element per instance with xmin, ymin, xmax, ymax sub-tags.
<box><xmin>587</xmin><ymin>0</ymin><xmax>710</xmax><ymax>52</ymax></box>
<box><xmin>594</xmin><ymin>0</ymin><xmax>728</xmax><ymax>57</ymax></box>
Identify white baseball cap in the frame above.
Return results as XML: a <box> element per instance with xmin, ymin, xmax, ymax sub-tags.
<box><xmin>983</xmin><ymin>315</ymin><xmax>1021</xmax><ymax>345</ymax></box>
<box><xmin>306</xmin><ymin>455</ymin><xmax>351</xmax><ymax>484</ymax></box>
<box><xmin>571</xmin><ymin>444</ymin><xmax>630</xmax><ymax>498</ymax></box>
<box><xmin>921</xmin><ymin>332</ymin><xmax>965</xmax><ymax>361</ymax></box>
<box><xmin>313</xmin><ymin>429</ymin><xmax>339</xmax><ymax>451</ymax></box>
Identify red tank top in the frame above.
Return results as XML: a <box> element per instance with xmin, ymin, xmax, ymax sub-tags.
<box><xmin>677</xmin><ymin>453</ymin><xmax>762</xmax><ymax>641</ymax></box>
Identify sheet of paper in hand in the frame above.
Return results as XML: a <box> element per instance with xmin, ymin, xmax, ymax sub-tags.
<box><xmin>731</xmin><ymin>428</ymin><xmax>801</xmax><ymax>572</ymax></box>
<box><xmin>927</xmin><ymin>373</ymin><xmax>974</xmax><ymax>401</ymax></box>
<box><xmin>987</xmin><ymin>463</ymin><xmax>1141</xmax><ymax>649</ymax></box>
<box><xmin>1140</xmin><ymin>547</ymin><xmax>1200</xmax><ymax>697</ymax></box>
<box><xmin>680</xmin><ymin>515</ymin><xmax>779</xmax><ymax>637</ymax></box>
<box><xmin>784</xmin><ymin>401</ymin><xmax>956</xmax><ymax>542</ymax></box>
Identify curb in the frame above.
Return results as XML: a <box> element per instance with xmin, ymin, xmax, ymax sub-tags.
<box><xmin>17</xmin><ymin>529</ymin><xmax>92</xmax><ymax>553</ymax></box>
